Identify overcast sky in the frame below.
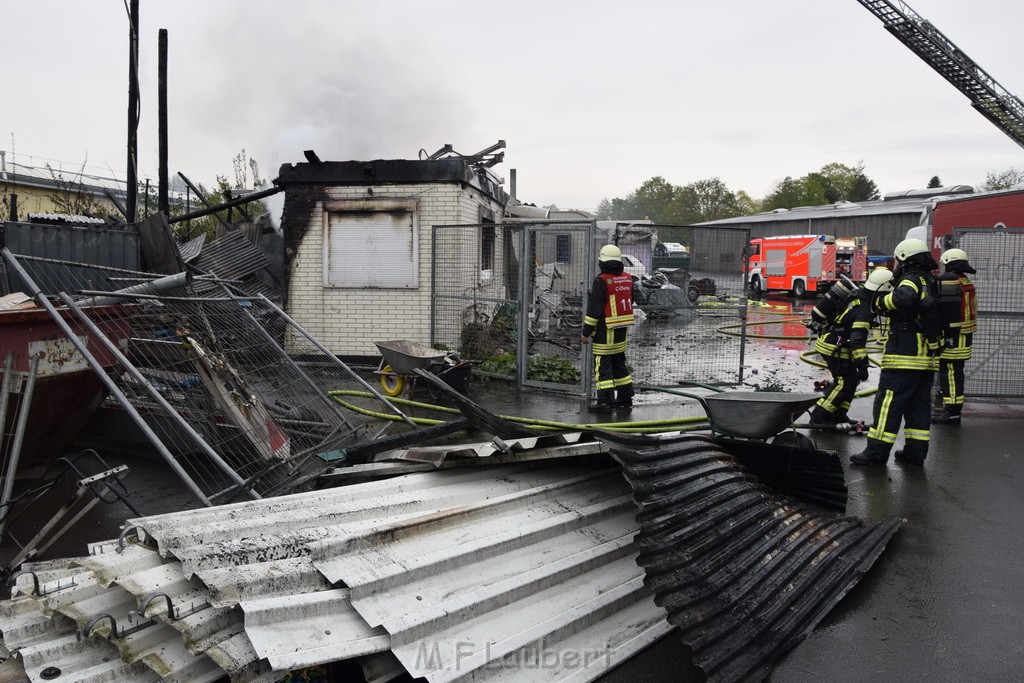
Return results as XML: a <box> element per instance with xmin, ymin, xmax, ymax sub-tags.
<box><xmin>5</xmin><ymin>0</ymin><xmax>1023</xmax><ymax>213</ymax></box>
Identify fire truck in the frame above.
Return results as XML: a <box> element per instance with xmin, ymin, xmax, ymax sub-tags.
<box><xmin>747</xmin><ymin>234</ymin><xmax>868</xmax><ymax>297</ymax></box>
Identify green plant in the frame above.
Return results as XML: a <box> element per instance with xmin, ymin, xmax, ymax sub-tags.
<box><xmin>478</xmin><ymin>353</ymin><xmax>580</xmax><ymax>384</ymax></box>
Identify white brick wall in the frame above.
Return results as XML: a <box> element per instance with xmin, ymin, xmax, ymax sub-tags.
<box><xmin>287</xmin><ymin>182</ymin><xmax>501</xmax><ymax>356</ymax></box>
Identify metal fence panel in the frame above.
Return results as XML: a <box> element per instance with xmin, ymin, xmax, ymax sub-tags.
<box><xmin>431</xmin><ymin>222</ymin><xmax>751</xmax><ymax>396</ymax></box>
<box><xmin>627</xmin><ymin>225</ymin><xmax>751</xmax><ymax>387</ymax></box>
<box><xmin>431</xmin><ymin>222</ymin><xmax>592</xmax><ymax>395</ymax></box>
<box><xmin>954</xmin><ymin>228</ymin><xmax>1024</xmax><ymax>400</ymax></box>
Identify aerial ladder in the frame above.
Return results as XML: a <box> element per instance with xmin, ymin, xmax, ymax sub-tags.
<box><xmin>856</xmin><ymin>0</ymin><xmax>1024</xmax><ymax>151</ymax></box>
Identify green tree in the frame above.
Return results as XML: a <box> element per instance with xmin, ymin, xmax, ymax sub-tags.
<box><xmin>735</xmin><ymin>189</ymin><xmax>761</xmax><ymax>215</ymax></box>
<box><xmin>927</xmin><ymin>175</ymin><xmax>942</xmax><ymax>188</ymax></box>
<box><xmin>762</xmin><ymin>176</ymin><xmax>827</xmax><ymax>211</ymax></box>
<box><xmin>625</xmin><ymin>176</ymin><xmax>677</xmax><ymax>222</ymax></box>
<box><xmin>979</xmin><ymin>167</ymin><xmax>1024</xmax><ymax>191</ymax></box>
<box><xmin>848</xmin><ymin>171</ymin><xmax>880</xmax><ymax>202</ymax></box>
<box><xmin>676</xmin><ymin>177</ymin><xmax>741</xmax><ymax>223</ymax></box>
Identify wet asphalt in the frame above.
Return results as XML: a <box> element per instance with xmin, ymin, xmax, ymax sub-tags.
<box><xmin>3</xmin><ymin>354</ymin><xmax>1022</xmax><ymax>681</ymax></box>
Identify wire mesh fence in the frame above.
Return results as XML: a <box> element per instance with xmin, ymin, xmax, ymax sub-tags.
<box><xmin>431</xmin><ymin>222</ymin><xmax>752</xmax><ymax>396</ymax></box>
<box><xmin>1</xmin><ymin>249</ymin><xmax>368</xmax><ymax>506</ymax></box>
<box><xmin>627</xmin><ymin>225</ymin><xmax>751</xmax><ymax>387</ymax></box>
<box><xmin>954</xmin><ymin>228</ymin><xmax>1024</xmax><ymax>400</ymax></box>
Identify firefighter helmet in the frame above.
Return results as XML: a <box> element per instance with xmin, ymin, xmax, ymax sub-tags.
<box><xmin>864</xmin><ymin>267</ymin><xmax>894</xmax><ymax>292</ymax></box>
<box><xmin>598</xmin><ymin>244</ymin><xmax>622</xmax><ymax>262</ymax></box>
<box><xmin>940</xmin><ymin>248</ymin><xmax>968</xmax><ymax>265</ymax></box>
<box><xmin>893</xmin><ymin>238</ymin><xmax>929</xmax><ymax>262</ymax></box>
<box><xmin>940</xmin><ymin>247</ymin><xmax>976</xmax><ymax>273</ymax></box>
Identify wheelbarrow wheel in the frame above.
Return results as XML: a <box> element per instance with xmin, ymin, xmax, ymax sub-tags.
<box><xmin>379</xmin><ymin>365</ymin><xmax>405</xmax><ymax>397</ymax></box>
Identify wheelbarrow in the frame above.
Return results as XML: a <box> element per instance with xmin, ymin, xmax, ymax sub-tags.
<box><xmin>680</xmin><ymin>388</ymin><xmax>821</xmax><ymax>447</ymax></box>
<box><xmin>374</xmin><ymin>340</ymin><xmax>475</xmax><ymax>398</ymax></box>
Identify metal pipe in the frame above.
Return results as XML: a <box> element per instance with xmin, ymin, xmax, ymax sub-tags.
<box><xmin>0</xmin><ymin>248</ymin><xmax>214</xmax><ymax>505</ymax></box>
<box><xmin>256</xmin><ymin>295</ymin><xmax>419</xmax><ymax>427</ymax></box>
<box><xmin>0</xmin><ymin>354</ymin><xmax>38</xmax><ymax>538</ymax></box>
<box><xmin>84</xmin><ymin>271</ymin><xmax>191</xmax><ymax>306</ymax></box>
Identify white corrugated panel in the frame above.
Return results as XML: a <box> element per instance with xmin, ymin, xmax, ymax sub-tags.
<box><xmin>0</xmin><ymin>462</ymin><xmax>671</xmax><ymax>682</ymax></box>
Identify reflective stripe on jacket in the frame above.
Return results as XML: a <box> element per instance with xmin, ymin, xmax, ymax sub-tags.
<box><xmin>878</xmin><ymin>271</ymin><xmax>939</xmax><ymax>371</ymax></box>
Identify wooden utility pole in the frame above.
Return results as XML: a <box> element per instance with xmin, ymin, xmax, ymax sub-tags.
<box><xmin>126</xmin><ymin>0</ymin><xmax>140</xmax><ymax>222</ymax></box>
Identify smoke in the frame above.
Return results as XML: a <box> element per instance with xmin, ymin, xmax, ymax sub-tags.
<box><xmin>161</xmin><ymin>3</ymin><xmax>480</xmax><ymax>185</ymax></box>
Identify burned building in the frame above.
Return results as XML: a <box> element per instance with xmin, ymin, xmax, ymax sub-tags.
<box><xmin>276</xmin><ymin>156</ymin><xmax>509</xmax><ymax>357</ymax></box>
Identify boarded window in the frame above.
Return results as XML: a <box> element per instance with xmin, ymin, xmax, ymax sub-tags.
<box><xmin>324</xmin><ymin>201</ymin><xmax>418</xmax><ymax>288</ymax></box>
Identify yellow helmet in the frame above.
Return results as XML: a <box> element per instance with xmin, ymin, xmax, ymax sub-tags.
<box><xmin>598</xmin><ymin>244</ymin><xmax>622</xmax><ymax>262</ymax></box>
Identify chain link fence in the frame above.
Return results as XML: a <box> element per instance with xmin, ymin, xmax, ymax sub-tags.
<box><xmin>954</xmin><ymin>228</ymin><xmax>1024</xmax><ymax>400</ymax></box>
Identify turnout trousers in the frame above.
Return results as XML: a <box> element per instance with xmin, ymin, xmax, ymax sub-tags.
<box><xmin>815</xmin><ymin>356</ymin><xmax>860</xmax><ymax>419</ymax></box>
<box><xmin>592</xmin><ymin>327</ymin><xmax>633</xmax><ymax>405</ymax></box>
<box><xmin>938</xmin><ymin>358</ymin><xmax>966</xmax><ymax>413</ymax></box>
<box><xmin>864</xmin><ymin>368</ymin><xmax>935</xmax><ymax>461</ymax></box>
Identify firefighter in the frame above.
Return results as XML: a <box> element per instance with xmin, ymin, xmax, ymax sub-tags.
<box><xmin>932</xmin><ymin>248</ymin><xmax>978</xmax><ymax>425</ymax></box>
<box><xmin>851</xmin><ymin>238</ymin><xmax>942</xmax><ymax>466</ymax></box>
<box><xmin>809</xmin><ymin>268</ymin><xmax>894</xmax><ymax>426</ymax></box>
<box><xmin>581</xmin><ymin>244</ymin><xmax>635</xmax><ymax>413</ymax></box>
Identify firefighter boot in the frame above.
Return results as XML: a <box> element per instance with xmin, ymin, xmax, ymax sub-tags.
<box><xmin>894</xmin><ymin>443</ymin><xmax>927</xmax><ymax>466</ymax></box>
<box><xmin>850</xmin><ymin>442</ymin><xmax>889</xmax><ymax>466</ymax></box>
<box><xmin>931</xmin><ymin>406</ymin><xmax>961</xmax><ymax>425</ymax></box>
<box><xmin>808</xmin><ymin>407</ymin><xmax>838</xmax><ymax>427</ymax></box>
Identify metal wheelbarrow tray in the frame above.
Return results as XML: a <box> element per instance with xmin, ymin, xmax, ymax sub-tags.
<box><xmin>697</xmin><ymin>391</ymin><xmax>821</xmax><ymax>440</ymax></box>
<box><xmin>374</xmin><ymin>340</ymin><xmax>449</xmax><ymax>376</ymax></box>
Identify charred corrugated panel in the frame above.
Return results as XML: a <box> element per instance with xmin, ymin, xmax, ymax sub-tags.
<box><xmin>194</xmin><ymin>230</ymin><xmax>270</xmax><ymax>280</ymax></box>
<box><xmin>597</xmin><ymin>431</ymin><xmax>903</xmax><ymax>682</ymax></box>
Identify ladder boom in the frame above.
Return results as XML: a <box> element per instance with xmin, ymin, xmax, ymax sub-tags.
<box><xmin>856</xmin><ymin>0</ymin><xmax>1024</xmax><ymax>150</ymax></box>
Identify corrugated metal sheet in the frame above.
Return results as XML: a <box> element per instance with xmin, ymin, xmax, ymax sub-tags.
<box><xmin>1</xmin><ymin>462</ymin><xmax>671</xmax><ymax>682</ymax></box>
<box><xmin>2</xmin><ymin>221</ymin><xmax>140</xmax><ymax>295</ymax></box>
<box><xmin>598</xmin><ymin>431</ymin><xmax>904</xmax><ymax>682</ymax></box>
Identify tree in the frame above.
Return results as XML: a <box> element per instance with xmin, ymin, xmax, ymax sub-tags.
<box><xmin>734</xmin><ymin>189</ymin><xmax>761</xmax><ymax>216</ymax></box>
<box><xmin>979</xmin><ymin>167</ymin><xmax>1024</xmax><ymax>191</ymax></box>
<box><xmin>625</xmin><ymin>176</ymin><xmax>677</xmax><ymax>222</ymax></box>
<box><xmin>927</xmin><ymin>175</ymin><xmax>942</xmax><ymax>188</ymax></box>
<box><xmin>46</xmin><ymin>162</ymin><xmax>112</xmax><ymax>218</ymax></box>
<box><xmin>761</xmin><ymin>162</ymin><xmax>879</xmax><ymax>209</ymax></box>
<box><xmin>848</xmin><ymin>171</ymin><xmax>880</xmax><ymax>202</ymax></box>
<box><xmin>676</xmin><ymin>177</ymin><xmax>741</xmax><ymax>223</ymax></box>
<box><xmin>161</xmin><ymin>149</ymin><xmax>271</xmax><ymax>241</ymax></box>
<box><xmin>762</xmin><ymin>176</ymin><xmax>827</xmax><ymax>211</ymax></box>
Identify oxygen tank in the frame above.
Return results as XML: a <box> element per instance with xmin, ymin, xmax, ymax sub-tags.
<box><xmin>807</xmin><ymin>274</ymin><xmax>857</xmax><ymax>334</ymax></box>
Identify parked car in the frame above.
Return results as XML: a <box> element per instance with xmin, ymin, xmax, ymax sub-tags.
<box><xmin>620</xmin><ymin>253</ymin><xmax>647</xmax><ymax>280</ymax></box>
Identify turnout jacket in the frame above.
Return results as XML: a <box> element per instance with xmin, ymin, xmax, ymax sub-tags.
<box><xmin>877</xmin><ymin>267</ymin><xmax>942</xmax><ymax>371</ymax></box>
<box><xmin>583</xmin><ymin>261</ymin><xmax>634</xmax><ymax>355</ymax></box>
<box><xmin>936</xmin><ymin>271</ymin><xmax>977</xmax><ymax>361</ymax></box>
<box><xmin>813</xmin><ymin>288</ymin><xmax>874</xmax><ymax>361</ymax></box>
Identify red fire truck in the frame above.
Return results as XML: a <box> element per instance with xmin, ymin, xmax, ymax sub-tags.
<box><xmin>747</xmin><ymin>234</ymin><xmax>868</xmax><ymax>297</ymax></box>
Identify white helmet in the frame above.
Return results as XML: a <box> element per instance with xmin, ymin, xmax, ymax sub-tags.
<box><xmin>893</xmin><ymin>238</ymin><xmax>929</xmax><ymax>262</ymax></box>
<box><xmin>598</xmin><ymin>244</ymin><xmax>622</xmax><ymax>262</ymax></box>
<box><xmin>940</xmin><ymin>248</ymin><xmax>968</xmax><ymax>265</ymax></box>
<box><xmin>864</xmin><ymin>267</ymin><xmax>894</xmax><ymax>292</ymax></box>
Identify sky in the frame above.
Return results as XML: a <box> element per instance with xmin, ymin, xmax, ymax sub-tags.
<box><xmin>5</xmin><ymin>0</ymin><xmax>1024</xmax><ymax>215</ymax></box>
